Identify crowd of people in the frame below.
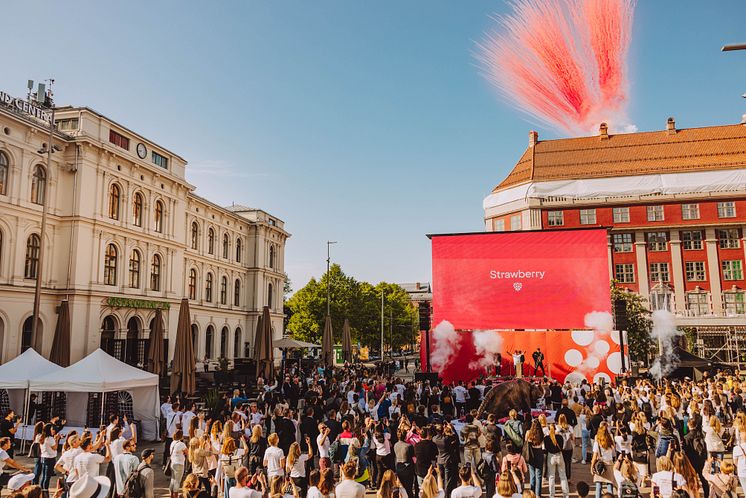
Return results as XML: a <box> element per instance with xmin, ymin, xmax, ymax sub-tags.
<box><xmin>1</xmin><ymin>362</ymin><xmax>746</xmax><ymax>498</ymax></box>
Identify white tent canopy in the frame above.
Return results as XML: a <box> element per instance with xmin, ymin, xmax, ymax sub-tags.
<box><xmin>29</xmin><ymin>349</ymin><xmax>160</xmax><ymax>440</ymax></box>
<box><xmin>0</xmin><ymin>348</ymin><xmax>63</xmax><ymax>415</ymax></box>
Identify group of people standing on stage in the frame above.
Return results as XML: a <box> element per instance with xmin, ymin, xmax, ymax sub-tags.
<box><xmin>495</xmin><ymin>349</ymin><xmax>546</xmax><ymax>378</ymax></box>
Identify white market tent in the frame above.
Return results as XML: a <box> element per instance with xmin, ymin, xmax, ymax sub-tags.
<box><xmin>0</xmin><ymin>348</ymin><xmax>63</xmax><ymax>415</ymax></box>
<box><xmin>29</xmin><ymin>348</ymin><xmax>160</xmax><ymax>440</ymax></box>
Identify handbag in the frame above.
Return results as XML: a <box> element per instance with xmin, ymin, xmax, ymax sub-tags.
<box><xmin>28</xmin><ymin>441</ymin><xmax>41</xmax><ymax>459</ymax></box>
<box><xmin>593</xmin><ymin>459</ymin><xmax>607</xmax><ymax>476</ymax></box>
<box><xmin>222</xmin><ymin>455</ymin><xmax>238</xmax><ymax>479</ymax></box>
<box><xmin>163</xmin><ymin>457</ymin><xmax>172</xmax><ymax>477</ymax></box>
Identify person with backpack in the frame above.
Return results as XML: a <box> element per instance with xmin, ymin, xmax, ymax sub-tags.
<box><xmin>478</xmin><ymin>438</ymin><xmax>499</xmax><ymax>498</ymax></box>
<box><xmin>682</xmin><ymin>414</ymin><xmax>708</xmax><ymax>497</ymax></box>
<box><xmin>556</xmin><ymin>415</ymin><xmax>574</xmax><ymax>481</ymax></box>
<box><xmin>460</xmin><ymin>416</ymin><xmax>482</xmax><ymax>470</ymax></box>
<box><xmin>590</xmin><ymin>421</ymin><xmax>616</xmax><ymax>498</ymax></box>
<box><xmin>703</xmin><ymin>458</ymin><xmax>737</xmax><ymax>498</ymax></box>
<box><xmin>501</xmin><ymin>440</ymin><xmax>527</xmax><ymax>486</ymax></box>
<box><xmin>113</xmin><ymin>439</ymin><xmax>139</xmax><ymax>498</ymax></box>
<box><xmin>128</xmin><ymin>449</ymin><xmax>155</xmax><ymax>498</ymax></box>
<box><xmin>612</xmin><ymin>454</ymin><xmax>640</xmax><ymax>498</ymax></box>
<box><xmin>503</xmin><ymin>410</ymin><xmax>523</xmax><ymax>452</ymax></box>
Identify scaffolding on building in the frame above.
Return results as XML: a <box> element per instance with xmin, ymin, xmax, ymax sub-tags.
<box><xmin>693</xmin><ymin>326</ymin><xmax>746</xmax><ymax>369</ymax></box>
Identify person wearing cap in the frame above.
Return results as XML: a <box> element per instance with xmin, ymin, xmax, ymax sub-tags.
<box><xmin>7</xmin><ymin>473</ymin><xmax>35</xmax><ymax>493</ymax></box>
<box><xmin>68</xmin><ymin>475</ymin><xmax>111</xmax><ymax>498</ymax></box>
<box><xmin>0</xmin><ymin>436</ymin><xmax>32</xmax><ymax>489</ymax></box>
<box><xmin>137</xmin><ymin>449</ymin><xmax>155</xmax><ymax>498</ymax></box>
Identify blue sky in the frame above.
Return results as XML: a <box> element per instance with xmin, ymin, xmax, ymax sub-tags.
<box><xmin>2</xmin><ymin>1</ymin><xmax>745</xmax><ymax>291</ymax></box>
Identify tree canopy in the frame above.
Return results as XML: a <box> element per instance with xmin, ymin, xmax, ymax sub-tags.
<box><xmin>285</xmin><ymin>264</ymin><xmax>417</xmax><ymax>352</ymax></box>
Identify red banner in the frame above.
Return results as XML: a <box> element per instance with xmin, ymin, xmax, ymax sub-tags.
<box><xmin>431</xmin><ymin>229</ymin><xmax>611</xmax><ymax>330</ymax></box>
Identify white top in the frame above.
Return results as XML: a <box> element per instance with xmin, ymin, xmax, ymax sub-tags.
<box><xmin>372</xmin><ymin>433</ymin><xmax>391</xmax><ymax>456</ymax></box>
<box><xmin>593</xmin><ymin>441</ymin><xmax>615</xmax><ymax>463</ymax></box>
<box><xmin>336</xmin><ymin>479</ymin><xmax>365</xmax><ymax>498</ymax></box>
<box><xmin>230</xmin><ymin>488</ymin><xmax>263</xmax><ymax>498</ymax></box>
<box><xmin>317</xmin><ymin>434</ymin><xmax>330</xmax><ymax>458</ymax></box>
<box><xmin>56</xmin><ymin>447</ymin><xmax>83</xmax><ymax>482</ymax></box>
<box><xmin>289</xmin><ymin>453</ymin><xmax>309</xmax><ymax>478</ymax></box>
<box><xmin>451</xmin><ymin>485</ymin><xmax>482</xmax><ymax>498</ymax></box>
<box><xmin>182</xmin><ymin>411</ymin><xmax>196</xmax><ymax>433</ymax></box>
<box><xmin>421</xmin><ymin>491</ymin><xmax>445</xmax><ymax>498</ymax></box>
<box><xmin>733</xmin><ymin>444</ymin><xmax>746</xmax><ymax>477</ymax></box>
<box><xmin>0</xmin><ymin>449</ymin><xmax>8</xmax><ymax>472</ymax></box>
<box><xmin>308</xmin><ymin>486</ymin><xmax>324</xmax><ymax>498</ymax></box>
<box><xmin>651</xmin><ymin>471</ymin><xmax>685</xmax><ymax>498</ymax></box>
<box><xmin>165</xmin><ymin>409</ymin><xmax>181</xmax><ymax>438</ymax></box>
<box><xmin>170</xmin><ymin>440</ymin><xmax>188</xmax><ymax>465</ymax></box>
<box><xmin>614</xmin><ymin>435</ymin><xmax>632</xmax><ymax>454</ymax></box>
<box><xmin>40</xmin><ymin>436</ymin><xmax>57</xmax><ymax>458</ymax></box>
<box><xmin>73</xmin><ymin>451</ymin><xmax>106</xmax><ymax>478</ymax></box>
<box><xmin>492</xmin><ymin>494</ymin><xmax>520</xmax><ymax>498</ymax></box>
<box><xmin>453</xmin><ymin>386</ymin><xmax>468</xmax><ymax>403</ymax></box>
<box><xmin>264</xmin><ymin>446</ymin><xmax>285</xmax><ymax>477</ymax></box>
<box><xmin>110</xmin><ymin>438</ymin><xmax>126</xmax><ymax>461</ymax></box>
<box><xmin>113</xmin><ymin>453</ymin><xmax>140</xmax><ymax>495</ymax></box>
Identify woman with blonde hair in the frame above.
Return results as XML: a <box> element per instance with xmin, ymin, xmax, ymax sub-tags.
<box><xmin>263</xmin><ymin>433</ymin><xmax>286</xmax><ymax>479</ymax></box>
<box><xmin>556</xmin><ymin>414</ymin><xmax>574</xmax><ymax>481</ymax></box>
<box><xmin>591</xmin><ymin>421</ymin><xmax>616</xmax><ymax>498</ymax></box>
<box><xmin>286</xmin><ymin>438</ymin><xmax>313</xmax><ymax>498</ymax></box>
<box><xmin>703</xmin><ymin>456</ymin><xmax>738</xmax><ymax>498</ymax></box>
<box><xmin>544</xmin><ymin>424</ymin><xmax>569</xmax><ymax>498</ymax></box>
<box><xmin>419</xmin><ymin>466</ymin><xmax>444</xmax><ymax>498</ymax></box>
<box><xmin>525</xmin><ymin>420</ymin><xmax>545</xmax><ymax>497</ymax></box>
<box><xmin>493</xmin><ymin>470</ymin><xmax>521</xmax><ymax>498</ymax></box>
<box><xmin>705</xmin><ymin>415</ymin><xmax>726</xmax><ymax>459</ymax></box>
<box><xmin>651</xmin><ymin>456</ymin><xmax>686</xmax><ymax>498</ymax></box>
<box><xmin>188</xmin><ymin>435</ymin><xmax>213</xmax><ymax>493</ymax></box>
<box><xmin>219</xmin><ymin>434</ymin><xmax>248</xmax><ymax>498</ymax></box>
<box><xmin>248</xmin><ymin>424</ymin><xmax>267</xmax><ymax>474</ymax></box>
<box><xmin>377</xmin><ymin>469</ymin><xmax>407</xmax><ymax>498</ymax></box>
<box><xmin>672</xmin><ymin>451</ymin><xmax>700</xmax><ymax>498</ymax></box>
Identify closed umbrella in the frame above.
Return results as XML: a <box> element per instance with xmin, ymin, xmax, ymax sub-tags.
<box><xmin>322</xmin><ymin>315</ymin><xmax>334</xmax><ymax>367</ymax></box>
<box><xmin>253</xmin><ymin>314</ymin><xmax>263</xmax><ymax>361</ymax></box>
<box><xmin>256</xmin><ymin>306</ymin><xmax>275</xmax><ymax>382</ymax></box>
<box><xmin>147</xmin><ymin>308</ymin><xmax>165</xmax><ymax>375</ymax></box>
<box><xmin>49</xmin><ymin>299</ymin><xmax>71</xmax><ymax>367</ymax></box>
<box><xmin>342</xmin><ymin>318</ymin><xmax>352</xmax><ymax>364</ymax></box>
<box><xmin>170</xmin><ymin>298</ymin><xmax>196</xmax><ymax>394</ymax></box>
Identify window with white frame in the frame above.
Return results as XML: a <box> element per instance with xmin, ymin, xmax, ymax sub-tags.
<box><xmin>547</xmin><ymin>211</ymin><xmax>564</xmax><ymax>226</ymax></box>
<box><xmin>494</xmin><ymin>219</ymin><xmax>505</xmax><ymax>232</ymax></box>
<box><xmin>681</xmin><ymin>203</ymin><xmax>700</xmax><ymax>220</ymax></box>
<box><xmin>649</xmin><ymin>262</ymin><xmax>670</xmax><ymax>282</ymax></box>
<box><xmin>686</xmin><ymin>292</ymin><xmax>709</xmax><ymax>316</ymax></box>
<box><xmin>724</xmin><ymin>292</ymin><xmax>746</xmax><ymax>315</ymax></box>
<box><xmin>612</xmin><ymin>207</ymin><xmax>630</xmax><ymax>223</ymax></box>
<box><xmin>580</xmin><ymin>209</ymin><xmax>597</xmax><ymax>225</ymax></box>
<box><xmin>613</xmin><ymin>233</ymin><xmax>633</xmax><ymax>252</ymax></box>
<box><xmin>718</xmin><ymin>228</ymin><xmax>740</xmax><ymax>249</ymax></box>
<box><xmin>722</xmin><ymin>260</ymin><xmax>743</xmax><ymax>280</ymax></box>
<box><xmin>615</xmin><ymin>264</ymin><xmax>635</xmax><ymax>283</ymax></box>
<box><xmin>510</xmin><ymin>214</ymin><xmax>521</xmax><ymax>231</ymax></box>
<box><xmin>685</xmin><ymin>261</ymin><xmax>706</xmax><ymax>281</ymax></box>
<box><xmin>681</xmin><ymin>231</ymin><xmax>703</xmax><ymax>250</ymax></box>
<box><xmin>717</xmin><ymin>201</ymin><xmax>736</xmax><ymax>218</ymax></box>
<box><xmin>646</xmin><ymin>232</ymin><xmax>668</xmax><ymax>251</ymax></box>
<box><xmin>647</xmin><ymin>205</ymin><xmax>665</xmax><ymax>221</ymax></box>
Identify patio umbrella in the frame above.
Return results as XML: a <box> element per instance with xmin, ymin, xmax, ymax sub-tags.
<box><xmin>342</xmin><ymin>318</ymin><xmax>352</xmax><ymax>363</ymax></box>
<box><xmin>253</xmin><ymin>314</ymin><xmax>263</xmax><ymax>361</ymax></box>
<box><xmin>321</xmin><ymin>314</ymin><xmax>334</xmax><ymax>367</ymax></box>
<box><xmin>146</xmin><ymin>308</ymin><xmax>165</xmax><ymax>375</ymax></box>
<box><xmin>49</xmin><ymin>299</ymin><xmax>71</xmax><ymax>366</ymax></box>
<box><xmin>256</xmin><ymin>306</ymin><xmax>275</xmax><ymax>382</ymax></box>
<box><xmin>170</xmin><ymin>298</ymin><xmax>196</xmax><ymax>394</ymax></box>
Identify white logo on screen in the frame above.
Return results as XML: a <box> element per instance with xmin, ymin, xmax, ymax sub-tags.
<box><xmin>513</xmin><ymin>282</ymin><xmax>522</xmax><ymax>292</ymax></box>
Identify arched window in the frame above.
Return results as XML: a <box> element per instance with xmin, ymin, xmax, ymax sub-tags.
<box><xmin>269</xmin><ymin>245</ymin><xmax>275</xmax><ymax>269</ymax></box>
<box><xmin>24</xmin><ymin>234</ymin><xmax>40</xmax><ymax>279</ymax></box>
<box><xmin>108</xmin><ymin>184</ymin><xmax>120</xmax><ymax>220</ymax></box>
<box><xmin>188</xmin><ymin>268</ymin><xmax>197</xmax><ymax>300</ymax></box>
<box><xmin>220</xmin><ymin>276</ymin><xmax>227</xmax><ymax>305</ymax></box>
<box><xmin>191</xmin><ymin>324</ymin><xmax>199</xmax><ymax>355</ymax></box>
<box><xmin>205</xmin><ymin>325</ymin><xmax>214</xmax><ymax>359</ymax></box>
<box><xmin>222</xmin><ymin>234</ymin><xmax>229</xmax><ymax>259</ymax></box>
<box><xmin>234</xmin><ymin>279</ymin><xmax>240</xmax><ymax>306</ymax></box>
<box><xmin>128</xmin><ymin>250</ymin><xmax>141</xmax><ymax>288</ymax></box>
<box><xmin>22</xmin><ymin>316</ymin><xmax>42</xmax><ymax>352</ymax></box>
<box><xmin>0</xmin><ymin>151</ymin><xmax>8</xmax><ymax>195</ymax></box>
<box><xmin>154</xmin><ymin>200</ymin><xmax>164</xmax><ymax>233</ymax></box>
<box><xmin>133</xmin><ymin>192</ymin><xmax>144</xmax><ymax>227</ymax></box>
<box><xmin>268</xmin><ymin>283</ymin><xmax>274</xmax><ymax>309</ymax></box>
<box><xmin>234</xmin><ymin>327</ymin><xmax>242</xmax><ymax>358</ymax></box>
<box><xmin>191</xmin><ymin>222</ymin><xmax>199</xmax><ymax>250</ymax></box>
<box><xmin>101</xmin><ymin>315</ymin><xmax>117</xmax><ymax>351</ymax></box>
<box><xmin>207</xmin><ymin>228</ymin><xmax>215</xmax><ymax>255</ymax></box>
<box><xmin>205</xmin><ymin>273</ymin><xmax>213</xmax><ymax>302</ymax></box>
<box><xmin>150</xmin><ymin>254</ymin><xmax>161</xmax><ymax>291</ymax></box>
<box><xmin>31</xmin><ymin>164</ymin><xmax>46</xmax><ymax>205</ymax></box>
<box><xmin>220</xmin><ymin>326</ymin><xmax>228</xmax><ymax>357</ymax></box>
<box><xmin>104</xmin><ymin>244</ymin><xmax>118</xmax><ymax>285</ymax></box>
<box><xmin>235</xmin><ymin>238</ymin><xmax>242</xmax><ymax>263</ymax></box>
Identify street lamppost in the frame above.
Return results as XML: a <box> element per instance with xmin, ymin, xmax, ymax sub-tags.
<box><xmin>326</xmin><ymin>241</ymin><xmax>337</xmax><ymax>317</ymax></box>
<box><xmin>31</xmin><ymin>80</ymin><xmax>58</xmax><ymax>350</ymax></box>
<box><xmin>722</xmin><ymin>43</ymin><xmax>746</xmax><ymax>52</ymax></box>
<box><xmin>380</xmin><ymin>288</ymin><xmax>385</xmax><ymax>362</ymax></box>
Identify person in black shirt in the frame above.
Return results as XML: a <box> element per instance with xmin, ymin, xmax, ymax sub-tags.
<box><xmin>467</xmin><ymin>383</ymin><xmax>481</xmax><ymax>412</ymax></box>
<box><xmin>300</xmin><ymin>407</ymin><xmax>319</xmax><ymax>454</ymax></box>
<box><xmin>0</xmin><ymin>410</ymin><xmax>19</xmax><ymax>458</ymax></box>
<box><xmin>414</xmin><ymin>427</ymin><xmax>438</xmax><ymax>486</ymax></box>
<box><xmin>324</xmin><ymin>409</ymin><xmax>342</xmax><ymax>442</ymax></box>
<box><xmin>588</xmin><ymin>405</ymin><xmax>604</xmax><ymax>441</ymax></box>
<box><xmin>556</xmin><ymin>399</ymin><xmax>577</xmax><ymax>428</ymax></box>
<box><xmin>532</xmin><ymin>348</ymin><xmax>546</xmax><ymax>377</ymax></box>
<box><xmin>432</xmin><ymin>423</ymin><xmax>460</xmax><ymax>496</ymax></box>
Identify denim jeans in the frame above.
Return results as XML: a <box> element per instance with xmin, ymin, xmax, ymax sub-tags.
<box><xmin>529</xmin><ymin>464</ymin><xmax>543</xmax><ymax>497</ymax></box>
<box><xmin>547</xmin><ymin>453</ymin><xmax>569</xmax><ymax>498</ymax></box>
<box><xmin>39</xmin><ymin>457</ymin><xmax>56</xmax><ymax>490</ymax></box>
<box><xmin>595</xmin><ymin>481</ymin><xmax>613</xmax><ymax>498</ymax></box>
<box><xmin>581</xmin><ymin>429</ymin><xmax>590</xmax><ymax>463</ymax></box>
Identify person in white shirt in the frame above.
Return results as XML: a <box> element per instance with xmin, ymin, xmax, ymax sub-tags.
<box><xmin>650</xmin><ymin>456</ymin><xmax>686</xmax><ymax>498</ymax></box>
<box><xmin>263</xmin><ymin>433</ymin><xmax>286</xmax><ymax>478</ymax></box>
<box><xmin>229</xmin><ymin>466</ymin><xmax>266</xmax><ymax>498</ymax></box>
<box><xmin>36</xmin><ymin>423</ymin><xmax>62</xmax><ymax>490</ymax></box>
<box><xmin>0</xmin><ymin>436</ymin><xmax>31</xmax><ymax>489</ymax></box>
<box><xmin>105</xmin><ymin>415</ymin><xmax>119</xmax><ymax>441</ymax></box>
<box><xmin>336</xmin><ymin>461</ymin><xmax>365</xmax><ymax>498</ymax></box>
<box><xmin>163</xmin><ymin>401</ymin><xmax>182</xmax><ymax>467</ymax></box>
<box><xmin>450</xmin><ymin>466</ymin><xmax>482</xmax><ymax>498</ymax></box>
<box><xmin>286</xmin><ymin>438</ymin><xmax>313</xmax><ymax>497</ymax></box>
<box><xmin>453</xmin><ymin>383</ymin><xmax>468</xmax><ymax>415</ymax></box>
<box><xmin>112</xmin><ymin>439</ymin><xmax>139</xmax><ymax>496</ymax></box>
<box><xmin>316</xmin><ymin>424</ymin><xmax>331</xmax><ymax>469</ymax></box>
<box><xmin>169</xmin><ymin>430</ymin><xmax>188</xmax><ymax>498</ymax></box>
<box><xmin>74</xmin><ymin>433</ymin><xmax>111</xmax><ymax>479</ymax></box>
<box><xmin>181</xmin><ymin>403</ymin><xmax>197</xmax><ymax>436</ymax></box>
<box><xmin>731</xmin><ymin>433</ymin><xmax>746</xmax><ymax>494</ymax></box>
<box><xmin>55</xmin><ymin>434</ymin><xmax>82</xmax><ymax>488</ymax></box>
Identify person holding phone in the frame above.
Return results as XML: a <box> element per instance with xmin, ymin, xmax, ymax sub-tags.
<box><xmin>650</xmin><ymin>456</ymin><xmax>685</xmax><ymax>498</ymax></box>
<box><xmin>450</xmin><ymin>465</ymin><xmax>482</xmax><ymax>498</ymax></box>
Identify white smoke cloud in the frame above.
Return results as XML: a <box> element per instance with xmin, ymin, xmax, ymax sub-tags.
<box><xmin>584</xmin><ymin>311</ymin><xmax>614</xmax><ymax>332</ymax></box>
<box><xmin>649</xmin><ymin>310</ymin><xmax>682</xmax><ymax>381</ymax></box>
<box><xmin>431</xmin><ymin>321</ymin><xmax>460</xmax><ymax>371</ymax></box>
<box><xmin>578</xmin><ymin>311</ymin><xmax>614</xmax><ymax>374</ymax></box>
<box><xmin>469</xmin><ymin>330</ymin><xmax>504</xmax><ymax>370</ymax></box>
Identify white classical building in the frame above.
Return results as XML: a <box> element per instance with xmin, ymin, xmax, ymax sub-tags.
<box><xmin>0</xmin><ymin>95</ymin><xmax>289</xmax><ymax>368</ymax></box>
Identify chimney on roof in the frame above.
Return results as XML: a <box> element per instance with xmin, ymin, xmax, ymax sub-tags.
<box><xmin>599</xmin><ymin>122</ymin><xmax>609</xmax><ymax>140</ymax></box>
<box><xmin>667</xmin><ymin>117</ymin><xmax>677</xmax><ymax>134</ymax></box>
<box><xmin>529</xmin><ymin>130</ymin><xmax>539</xmax><ymax>147</ymax></box>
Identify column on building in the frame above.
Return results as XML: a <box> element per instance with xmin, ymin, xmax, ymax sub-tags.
<box><xmin>705</xmin><ymin>227</ymin><xmax>724</xmax><ymax>314</ymax></box>
<box><xmin>669</xmin><ymin>233</ymin><xmax>686</xmax><ymax>313</ymax></box>
<box><xmin>634</xmin><ymin>231</ymin><xmax>649</xmax><ymax>298</ymax></box>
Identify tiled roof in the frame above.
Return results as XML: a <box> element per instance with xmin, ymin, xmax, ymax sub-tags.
<box><xmin>493</xmin><ymin>123</ymin><xmax>746</xmax><ymax>192</ymax></box>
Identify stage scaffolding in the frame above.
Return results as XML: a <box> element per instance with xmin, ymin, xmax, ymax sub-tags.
<box><xmin>693</xmin><ymin>326</ymin><xmax>746</xmax><ymax>369</ymax></box>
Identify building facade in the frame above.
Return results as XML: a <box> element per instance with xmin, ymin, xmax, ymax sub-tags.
<box><xmin>0</xmin><ymin>96</ymin><xmax>288</xmax><ymax>368</ymax></box>
<box><xmin>483</xmin><ymin>119</ymin><xmax>746</xmax><ymax>364</ymax></box>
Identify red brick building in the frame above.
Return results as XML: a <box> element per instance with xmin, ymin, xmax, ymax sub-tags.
<box><xmin>483</xmin><ymin>119</ymin><xmax>746</xmax><ymax>364</ymax></box>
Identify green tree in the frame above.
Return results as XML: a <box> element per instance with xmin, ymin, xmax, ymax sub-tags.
<box><xmin>285</xmin><ymin>264</ymin><xmax>417</xmax><ymax>351</ymax></box>
<box><xmin>611</xmin><ymin>283</ymin><xmax>653</xmax><ymax>365</ymax></box>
